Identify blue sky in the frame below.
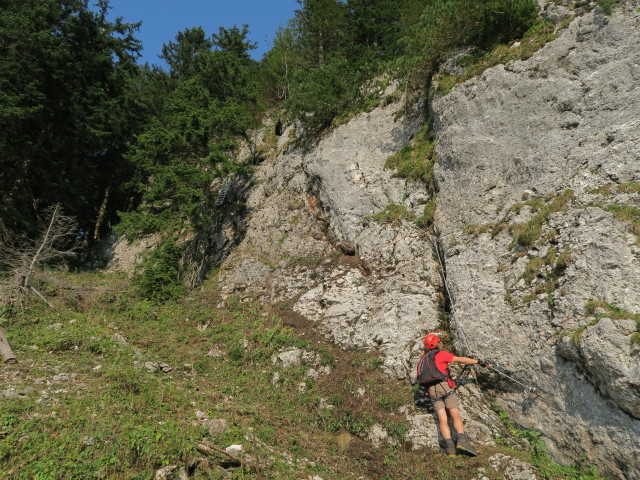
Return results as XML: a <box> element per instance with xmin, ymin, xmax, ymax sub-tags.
<box><xmin>100</xmin><ymin>0</ymin><xmax>300</xmax><ymax>66</ymax></box>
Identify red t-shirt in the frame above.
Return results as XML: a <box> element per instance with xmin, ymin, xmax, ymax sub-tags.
<box><xmin>434</xmin><ymin>350</ymin><xmax>455</xmax><ymax>387</ymax></box>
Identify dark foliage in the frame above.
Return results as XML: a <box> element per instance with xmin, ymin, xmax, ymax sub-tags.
<box><xmin>0</xmin><ymin>0</ymin><xmax>144</xmax><ymax>238</ymax></box>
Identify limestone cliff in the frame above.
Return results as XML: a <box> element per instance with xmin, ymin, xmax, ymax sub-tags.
<box><xmin>433</xmin><ymin>2</ymin><xmax>640</xmax><ymax>478</ymax></box>
<box><xmin>109</xmin><ymin>1</ymin><xmax>640</xmax><ymax>478</ymax></box>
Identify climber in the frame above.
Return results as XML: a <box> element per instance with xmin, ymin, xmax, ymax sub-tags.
<box><xmin>417</xmin><ymin>333</ymin><xmax>490</xmax><ymax>457</ymax></box>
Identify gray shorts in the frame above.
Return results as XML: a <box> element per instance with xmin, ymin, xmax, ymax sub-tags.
<box><xmin>427</xmin><ymin>381</ymin><xmax>459</xmax><ymax>412</ymax></box>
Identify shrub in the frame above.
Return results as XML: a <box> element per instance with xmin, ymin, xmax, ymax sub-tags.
<box><xmin>385</xmin><ymin>124</ymin><xmax>436</xmax><ymax>191</ymax></box>
<box><xmin>285</xmin><ymin>58</ymin><xmax>365</xmax><ymax>135</ymax></box>
<box><xmin>113</xmin><ymin>211</ymin><xmax>165</xmax><ymax>239</ymax></box>
<box><xmin>133</xmin><ymin>238</ymin><xmax>185</xmax><ymax>301</ymax></box>
<box><xmin>469</xmin><ymin>0</ymin><xmax>540</xmax><ymax>50</ymax></box>
<box><xmin>597</xmin><ymin>0</ymin><xmax>619</xmax><ymax>15</ymax></box>
<box><xmin>416</xmin><ymin>195</ymin><xmax>438</xmax><ymax>229</ymax></box>
<box><xmin>523</xmin><ymin>257</ymin><xmax>545</xmax><ymax>283</ymax></box>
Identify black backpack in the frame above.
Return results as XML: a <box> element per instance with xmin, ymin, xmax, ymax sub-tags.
<box><xmin>416</xmin><ymin>349</ymin><xmax>450</xmax><ymax>386</ymax></box>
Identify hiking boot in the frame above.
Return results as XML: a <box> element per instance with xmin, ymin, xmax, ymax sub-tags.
<box><xmin>444</xmin><ymin>439</ymin><xmax>456</xmax><ymax>457</ymax></box>
<box><xmin>455</xmin><ymin>434</ymin><xmax>478</xmax><ymax>456</ymax></box>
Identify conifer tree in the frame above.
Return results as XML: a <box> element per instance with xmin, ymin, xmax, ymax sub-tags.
<box><xmin>117</xmin><ymin>25</ymin><xmax>259</xmax><ymax>238</ymax></box>
<box><xmin>0</xmin><ymin>0</ymin><xmax>143</xmax><ymax>239</ymax></box>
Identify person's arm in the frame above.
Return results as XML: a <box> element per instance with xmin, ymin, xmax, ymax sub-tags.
<box><xmin>451</xmin><ymin>356</ymin><xmax>490</xmax><ymax>367</ymax></box>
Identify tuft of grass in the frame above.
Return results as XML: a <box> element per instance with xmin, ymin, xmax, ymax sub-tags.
<box><xmin>584</xmin><ymin>301</ymin><xmax>640</xmax><ymax>322</ymax></box>
<box><xmin>463</xmin><ymin>223</ymin><xmax>495</xmax><ymax>236</ymax></box>
<box><xmin>588</xmin><ymin>182</ymin><xmax>640</xmax><ymax>197</ymax></box>
<box><xmin>509</xmin><ymin>190</ymin><xmax>574</xmax><ymax>248</ymax></box>
<box><xmin>586</xmin><ymin>183</ymin><xmax>640</xmax><ymax>243</ymax></box>
<box><xmin>367</xmin><ymin>204</ymin><xmax>416</xmax><ymax>226</ymax></box>
<box><xmin>570</xmin><ymin>301</ymin><xmax>640</xmax><ymax>346</ymax></box>
<box><xmin>416</xmin><ymin>195</ymin><xmax>438</xmax><ymax>229</ymax></box>
<box><xmin>514</xmin><ymin>248</ymin><xmax>572</xmax><ymax>305</ymax></box>
<box><xmin>523</xmin><ymin>258</ymin><xmax>545</xmax><ymax>283</ymax></box>
<box><xmin>385</xmin><ymin>124</ymin><xmax>436</xmax><ymax>192</ymax></box>
<box><xmin>606</xmin><ymin>203</ymin><xmax>640</xmax><ymax>240</ymax></box>
<box><xmin>433</xmin><ymin>74</ymin><xmax>460</xmax><ymax>96</ymax></box>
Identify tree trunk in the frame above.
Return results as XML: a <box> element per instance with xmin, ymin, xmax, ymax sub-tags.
<box><xmin>92</xmin><ymin>186</ymin><xmax>110</xmax><ymax>243</ymax></box>
<box><xmin>0</xmin><ymin>329</ymin><xmax>17</xmax><ymax>364</ymax></box>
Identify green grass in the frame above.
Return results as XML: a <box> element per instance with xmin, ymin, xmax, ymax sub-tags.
<box><xmin>597</xmin><ymin>0</ymin><xmax>620</xmax><ymax>15</ymax></box>
<box><xmin>367</xmin><ymin>204</ymin><xmax>416</xmax><ymax>226</ymax></box>
<box><xmin>416</xmin><ymin>194</ymin><xmax>438</xmax><ymax>229</ymax></box>
<box><xmin>467</xmin><ymin>191</ymin><xmax>575</xmax><ymax>248</ymax></box>
<box><xmin>587</xmin><ymin>183</ymin><xmax>640</xmax><ymax>243</ymax></box>
<box><xmin>0</xmin><ymin>270</ymin><xmax>607</xmax><ymax>479</ymax></box>
<box><xmin>492</xmin><ymin>406</ymin><xmax>606</xmax><ymax>480</ymax></box>
<box><xmin>588</xmin><ymin>182</ymin><xmax>640</xmax><ymax>197</ymax></box>
<box><xmin>516</xmin><ymin>248</ymin><xmax>572</xmax><ymax>304</ymax></box>
<box><xmin>463</xmin><ymin>223</ymin><xmax>495</xmax><ymax>236</ymax></box>
<box><xmin>569</xmin><ymin>301</ymin><xmax>640</xmax><ymax>347</ymax></box>
<box><xmin>508</xmin><ymin>190</ymin><xmax>575</xmax><ymax>248</ymax></box>
<box><xmin>384</xmin><ymin>124</ymin><xmax>436</xmax><ymax>192</ymax></box>
<box><xmin>606</xmin><ymin>203</ymin><xmax>640</xmax><ymax>239</ymax></box>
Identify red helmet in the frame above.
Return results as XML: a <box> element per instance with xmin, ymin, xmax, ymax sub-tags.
<box><xmin>423</xmin><ymin>333</ymin><xmax>441</xmax><ymax>349</ymax></box>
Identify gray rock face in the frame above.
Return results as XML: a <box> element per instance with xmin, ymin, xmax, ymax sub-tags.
<box><xmin>213</xmin><ymin>2</ymin><xmax>640</xmax><ymax>476</ymax></box>
<box><xmin>433</xmin><ymin>3</ymin><xmax>640</xmax><ymax>478</ymax></box>
<box><xmin>219</xmin><ymin>101</ymin><xmax>444</xmax><ymax>380</ymax></box>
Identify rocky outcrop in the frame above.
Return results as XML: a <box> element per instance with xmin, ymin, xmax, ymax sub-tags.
<box><xmin>219</xmin><ymin>101</ymin><xmax>445</xmax><ymax>380</ymax></box>
<box><xmin>433</xmin><ymin>2</ymin><xmax>640</xmax><ymax>478</ymax></box>
<box><xmin>216</xmin><ymin>99</ymin><xmax>513</xmax><ymax>451</ymax></box>
<box><xmin>184</xmin><ymin>1</ymin><xmax>640</xmax><ymax>477</ymax></box>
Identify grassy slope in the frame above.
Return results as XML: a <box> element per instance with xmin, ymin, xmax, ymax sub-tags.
<box><xmin>0</xmin><ymin>269</ymin><xmax>606</xmax><ymax>480</ymax></box>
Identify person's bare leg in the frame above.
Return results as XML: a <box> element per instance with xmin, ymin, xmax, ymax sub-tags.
<box><xmin>436</xmin><ymin>407</ymin><xmax>456</xmax><ymax>456</ymax></box>
<box><xmin>448</xmin><ymin>408</ymin><xmax>478</xmax><ymax>456</ymax></box>
<box><xmin>436</xmin><ymin>407</ymin><xmax>451</xmax><ymax>439</ymax></box>
<box><xmin>449</xmin><ymin>407</ymin><xmax>464</xmax><ymax>434</ymax></box>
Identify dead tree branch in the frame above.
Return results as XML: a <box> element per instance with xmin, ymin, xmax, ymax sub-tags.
<box><xmin>1</xmin><ymin>203</ymin><xmax>78</xmax><ymax>302</ymax></box>
<box><xmin>0</xmin><ymin>204</ymin><xmax>78</xmax><ymax>362</ymax></box>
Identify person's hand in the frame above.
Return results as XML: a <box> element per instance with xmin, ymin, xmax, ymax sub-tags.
<box><xmin>477</xmin><ymin>359</ymin><xmax>490</xmax><ymax>367</ymax></box>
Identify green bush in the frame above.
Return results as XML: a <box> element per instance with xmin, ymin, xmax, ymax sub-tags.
<box><xmin>113</xmin><ymin>211</ymin><xmax>165</xmax><ymax>239</ymax></box>
<box><xmin>416</xmin><ymin>195</ymin><xmax>438</xmax><ymax>229</ymax></box>
<box><xmin>597</xmin><ymin>0</ymin><xmax>619</xmax><ymax>15</ymax></box>
<box><xmin>385</xmin><ymin>124</ymin><xmax>436</xmax><ymax>190</ymax></box>
<box><xmin>523</xmin><ymin>257</ymin><xmax>545</xmax><ymax>283</ymax></box>
<box><xmin>469</xmin><ymin>0</ymin><xmax>540</xmax><ymax>49</ymax></box>
<box><xmin>133</xmin><ymin>238</ymin><xmax>185</xmax><ymax>301</ymax></box>
<box><xmin>285</xmin><ymin>58</ymin><xmax>365</xmax><ymax>134</ymax></box>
